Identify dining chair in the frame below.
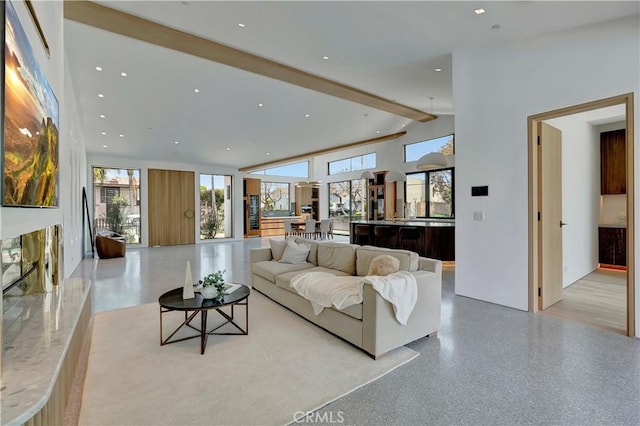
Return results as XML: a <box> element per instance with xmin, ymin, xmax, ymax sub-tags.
<box><xmin>319</xmin><ymin>219</ymin><xmax>331</xmax><ymax>240</ymax></box>
<box><xmin>304</xmin><ymin>219</ymin><xmax>318</xmax><ymax>239</ymax></box>
<box><xmin>283</xmin><ymin>220</ymin><xmax>294</xmax><ymax>238</ymax></box>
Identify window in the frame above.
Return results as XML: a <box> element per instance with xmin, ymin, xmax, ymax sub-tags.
<box><xmin>406</xmin><ymin>169</ymin><xmax>454</xmax><ymax>219</ymax></box>
<box><xmin>261</xmin><ymin>182</ymin><xmax>290</xmax><ymax>214</ymax></box>
<box><xmin>328</xmin><ymin>153</ymin><xmax>376</xmax><ymax>175</ymax></box>
<box><xmin>405</xmin><ymin>134</ymin><xmax>454</xmax><ymax>162</ymax></box>
<box><xmin>200</xmin><ymin>174</ymin><xmax>233</xmax><ymax>239</ymax></box>
<box><xmin>328</xmin><ymin>179</ymin><xmax>366</xmax><ymax>234</ymax></box>
<box><xmin>93</xmin><ymin>167</ymin><xmax>141</xmax><ymax>244</ymax></box>
<box><xmin>250</xmin><ymin>161</ymin><xmax>308</xmax><ymax>178</ymax></box>
<box><xmin>100</xmin><ymin>186</ymin><xmax>120</xmax><ymax>204</ymax></box>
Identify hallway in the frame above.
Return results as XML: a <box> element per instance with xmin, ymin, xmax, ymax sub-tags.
<box><xmin>540</xmin><ymin>268</ymin><xmax>627</xmax><ymax>335</ymax></box>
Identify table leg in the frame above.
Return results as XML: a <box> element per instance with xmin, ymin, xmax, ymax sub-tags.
<box><xmin>200</xmin><ymin>310</ymin><xmax>208</xmax><ymax>355</ymax></box>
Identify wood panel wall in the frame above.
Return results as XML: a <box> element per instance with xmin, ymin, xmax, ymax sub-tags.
<box><xmin>148</xmin><ymin>169</ymin><xmax>195</xmax><ymax>246</ymax></box>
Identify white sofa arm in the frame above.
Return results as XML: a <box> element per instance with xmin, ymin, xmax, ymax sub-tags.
<box><xmin>419</xmin><ymin>257</ymin><xmax>442</xmax><ymax>276</ymax></box>
<box><xmin>361</xmin><ymin>269</ymin><xmax>441</xmax><ymax>358</ymax></box>
<box><xmin>250</xmin><ymin>247</ymin><xmax>273</xmax><ymax>264</ymax></box>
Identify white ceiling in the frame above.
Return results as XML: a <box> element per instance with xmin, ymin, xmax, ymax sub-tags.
<box><xmin>64</xmin><ymin>1</ymin><xmax>639</xmax><ymax>169</ymax></box>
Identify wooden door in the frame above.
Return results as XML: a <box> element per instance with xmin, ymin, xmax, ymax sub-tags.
<box><xmin>148</xmin><ymin>169</ymin><xmax>195</xmax><ymax>246</ymax></box>
<box><xmin>539</xmin><ymin>122</ymin><xmax>564</xmax><ymax>309</ymax></box>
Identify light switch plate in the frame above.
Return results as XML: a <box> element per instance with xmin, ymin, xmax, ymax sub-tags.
<box><xmin>473</xmin><ymin>211</ymin><xmax>485</xmax><ymax>221</ymax></box>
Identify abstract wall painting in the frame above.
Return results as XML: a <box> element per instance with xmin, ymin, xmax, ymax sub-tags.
<box><xmin>3</xmin><ymin>0</ymin><xmax>59</xmax><ymax>207</ymax></box>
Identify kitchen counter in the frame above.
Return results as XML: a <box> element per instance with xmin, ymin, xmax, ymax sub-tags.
<box><xmin>351</xmin><ymin>219</ymin><xmax>455</xmax><ymax>228</ymax></box>
<box><xmin>350</xmin><ymin>220</ymin><xmax>455</xmax><ymax>261</ymax></box>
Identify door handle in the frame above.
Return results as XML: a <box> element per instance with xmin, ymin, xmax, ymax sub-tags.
<box><xmin>560</xmin><ymin>221</ymin><xmax>567</xmax><ymax>227</ymax></box>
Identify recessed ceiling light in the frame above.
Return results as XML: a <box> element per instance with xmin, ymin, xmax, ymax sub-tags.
<box><xmin>376</xmin><ymin>130</ymin><xmax>380</xmax><ymax>134</ymax></box>
<box><xmin>266</xmin><ymin>152</ymin><xmax>270</xmax><ymax>156</ymax></box>
<box><xmin>322</xmin><ymin>56</ymin><xmax>329</xmax><ymax>60</ymax></box>
<box><xmin>226</xmin><ymin>147</ymin><xmax>231</xmax><ymax>151</ymax></box>
<box><xmin>99</xmin><ymin>114</ymin><xmax>106</xmax><ymax>118</ymax></box>
<box><xmin>95</xmin><ymin>66</ymin><xmax>103</xmax><ymax>71</ymax></box>
<box><xmin>258</xmin><ymin>103</ymin><xmax>263</xmax><ymax>107</ymax></box>
<box><xmin>401</xmin><ymin>124</ymin><xmax>406</xmax><ymax>127</ymax></box>
<box><xmin>238</xmin><ymin>23</ymin><xmax>246</xmax><ymax>28</ymax></box>
<box><xmin>194</xmin><ymin>88</ymin><xmax>200</xmax><ymax>93</ymax></box>
<box><xmin>98</xmin><ymin>93</ymin><xmax>104</xmax><ymax>98</ymax></box>
<box><xmin>174</xmin><ymin>140</ymin><xmax>179</xmax><ymax>145</ymax></box>
<box><xmin>101</xmin><ymin>131</ymin><xmax>107</xmax><ymax>135</ymax></box>
<box><xmin>475</xmin><ymin>8</ymin><xmax>486</xmax><ymax>15</ymax></box>
<box><xmin>435</xmin><ymin>68</ymin><xmax>442</xmax><ymax>72</ymax></box>
<box><xmin>119</xmin><ymin>134</ymin><xmax>124</xmax><ymax>138</ymax></box>
<box><xmin>102</xmin><ymin>145</ymin><xmax>108</xmax><ymax>148</ymax></box>
<box><xmin>305</xmin><ymin>114</ymin><xmax>310</xmax><ymax>118</ymax></box>
<box><xmin>120</xmin><ymin>72</ymin><xmax>127</xmax><ymax>77</ymax></box>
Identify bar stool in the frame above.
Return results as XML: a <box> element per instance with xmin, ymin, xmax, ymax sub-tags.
<box><xmin>374</xmin><ymin>226</ymin><xmax>396</xmax><ymax>248</ymax></box>
<box><xmin>399</xmin><ymin>227</ymin><xmax>421</xmax><ymax>254</ymax></box>
<box><xmin>354</xmin><ymin>224</ymin><xmax>372</xmax><ymax>245</ymax></box>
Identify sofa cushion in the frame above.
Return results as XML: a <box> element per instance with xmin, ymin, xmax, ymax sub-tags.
<box><xmin>252</xmin><ymin>260</ymin><xmax>313</xmax><ymax>282</ymax></box>
<box><xmin>317</xmin><ymin>243</ymin><xmax>358</xmax><ymax>275</ymax></box>
<box><xmin>280</xmin><ymin>239</ymin><xmax>311</xmax><ymax>264</ymax></box>
<box><xmin>274</xmin><ymin>269</ymin><xmax>362</xmax><ymax>320</ymax></box>
<box><xmin>269</xmin><ymin>239</ymin><xmax>287</xmax><ymax>261</ymax></box>
<box><xmin>293</xmin><ymin>237</ymin><xmax>319</xmax><ymax>265</ymax></box>
<box><xmin>356</xmin><ymin>246</ymin><xmax>419</xmax><ymax>276</ymax></box>
<box><xmin>367</xmin><ymin>254</ymin><xmax>400</xmax><ymax>276</ymax></box>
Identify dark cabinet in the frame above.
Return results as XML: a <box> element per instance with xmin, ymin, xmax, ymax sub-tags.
<box><xmin>601</xmin><ymin>129</ymin><xmax>626</xmax><ymax>194</ymax></box>
<box><xmin>598</xmin><ymin>227</ymin><xmax>626</xmax><ymax>266</ymax></box>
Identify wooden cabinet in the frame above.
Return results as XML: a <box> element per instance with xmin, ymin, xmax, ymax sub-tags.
<box><xmin>367</xmin><ymin>171</ymin><xmax>386</xmax><ymax>220</ymax></box>
<box><xmin>295</xmin><ymin>185</ymin><xmax>319</xmax><ymax>220</ymax></box>
<box><xmin>243</xmin><ymin>178</ymin><xmax>261</xmax><ymax>237</ymax></box>
<box><xmin>598</xmin><ymin>227</ymin><xmax>626</xmax><ymax>266</ymax></box>
<box><xmin>601</xmin><ymin>129</ymin><xmax>626</xmax><ymax>194</ymax></box>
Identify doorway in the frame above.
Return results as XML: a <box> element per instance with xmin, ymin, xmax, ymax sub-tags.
<box><xmin>528</xmin><ymin>93</ymin><xmax>635</xmax><ymax>337</ymax></box>
<box><xmin>148</xmin><ymin>169</ymin><xmax>196</xmax><ymax>246</ymax></box>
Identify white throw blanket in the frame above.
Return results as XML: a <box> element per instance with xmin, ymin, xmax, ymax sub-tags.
<box><xmin>289</xmin><ymin>271</ymin><xmax>418</xmax><ymax>325</ymax></box>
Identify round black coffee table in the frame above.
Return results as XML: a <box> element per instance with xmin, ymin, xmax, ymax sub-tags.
<box><xmin>159</xmin><ymin>284</ymin><xmax>250</xmax><ymax>354</ymax></box>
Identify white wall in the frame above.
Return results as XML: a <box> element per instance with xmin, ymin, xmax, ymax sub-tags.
<box><xmin>452</xmin><ymin>16</ymin><xmax>639</xmax><ymax>335</ymax></box>
<box><xmin>544</xmin><ymin>114</ymin><xmax>600</xmax><ymax>288</ymax></box>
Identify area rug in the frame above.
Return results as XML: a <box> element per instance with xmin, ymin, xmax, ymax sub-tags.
<box><xmin>79</xmin><ymin>291</ymin><xmax>418</xmax><ymax>425</ymax></box>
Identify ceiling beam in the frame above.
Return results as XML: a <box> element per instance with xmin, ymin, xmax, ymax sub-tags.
<box><xmin>64</xmin><ymin>1</ymin><xmax>437</xmax><ymax>123</ymax></box>
<box><xmin>238</xmin><ymin>131</ymin><xmax>407</xmax><ymax>172</ymax></box>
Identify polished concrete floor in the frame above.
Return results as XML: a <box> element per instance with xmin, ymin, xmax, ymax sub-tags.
<box><xmin>72</xmin><ymin>237</ymin><xmax>640</xmax><ymax>425</ymax></box>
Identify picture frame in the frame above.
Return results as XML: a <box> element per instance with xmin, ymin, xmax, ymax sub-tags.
<box><xmin>2</xmin><ymin>0</ymin><xmax>59</xmax><ymax>208</ymax></box>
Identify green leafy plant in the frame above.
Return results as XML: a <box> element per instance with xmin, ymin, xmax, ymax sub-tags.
<box><xmin>199</xmin><ymin>269</ymin><xmax>226</xmax><ymax>299</ymax></box>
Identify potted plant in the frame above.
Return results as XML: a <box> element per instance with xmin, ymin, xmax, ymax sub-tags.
<box><xmin>199</xmin><ymin>269</ymin><xmax>226</xmax><ymax>301</ymax></box>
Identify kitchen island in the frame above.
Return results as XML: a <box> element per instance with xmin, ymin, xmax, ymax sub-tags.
<box><xmin>350</xmin><ymin>220</ymin><xmax>455</xmax><ymax>261</ymax></box>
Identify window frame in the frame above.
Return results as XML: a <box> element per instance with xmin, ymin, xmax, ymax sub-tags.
<box><xmin>404</xmin><ymin>134</ymin><xmax>455</xmax><ymax>163</ymax></box>
<box><xmin>327</xmin><ymin>153</ymin><xmax>376</xmax><ymax>176</ymax></box>
<box><xmin>405</xmin><ymin>167</ymin><xmax>455</xmax><ymax>219</ymax></box>
<box><xmin>260</xmin><ymin>181</ymin><xmax>291</xmax><ymax>212</ymax></box>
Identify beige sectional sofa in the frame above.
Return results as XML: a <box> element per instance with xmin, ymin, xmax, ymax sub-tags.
<box><xmin>250</xmin><ymin>237</ymin><xmax>442</xmax><ymax>358</ymax></box>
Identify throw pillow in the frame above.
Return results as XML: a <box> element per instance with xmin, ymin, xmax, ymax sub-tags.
<box><xmin>269</xmin><ymin>239</ymin><xmax>287</xmax><ymax>261</ymax></box>
<box><xmin>280</xmin><ymin>244</ymin><xmax>311</xmax><ymax>264</ymax></box>
<box><xmin>279</xmin><ymin>239</ymin><xmax>311</xmax><ymax>264</ymax></box>
<box><xmin>367</xmin><ymin>254</ymin><xmax>400</xmax><ymax>276</ymax></box>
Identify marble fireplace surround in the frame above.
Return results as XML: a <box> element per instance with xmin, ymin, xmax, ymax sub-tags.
<box><xmin>1</xmin><ymin>225</ymin><xmax>92</xmax><ymax>425</ymax></box>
